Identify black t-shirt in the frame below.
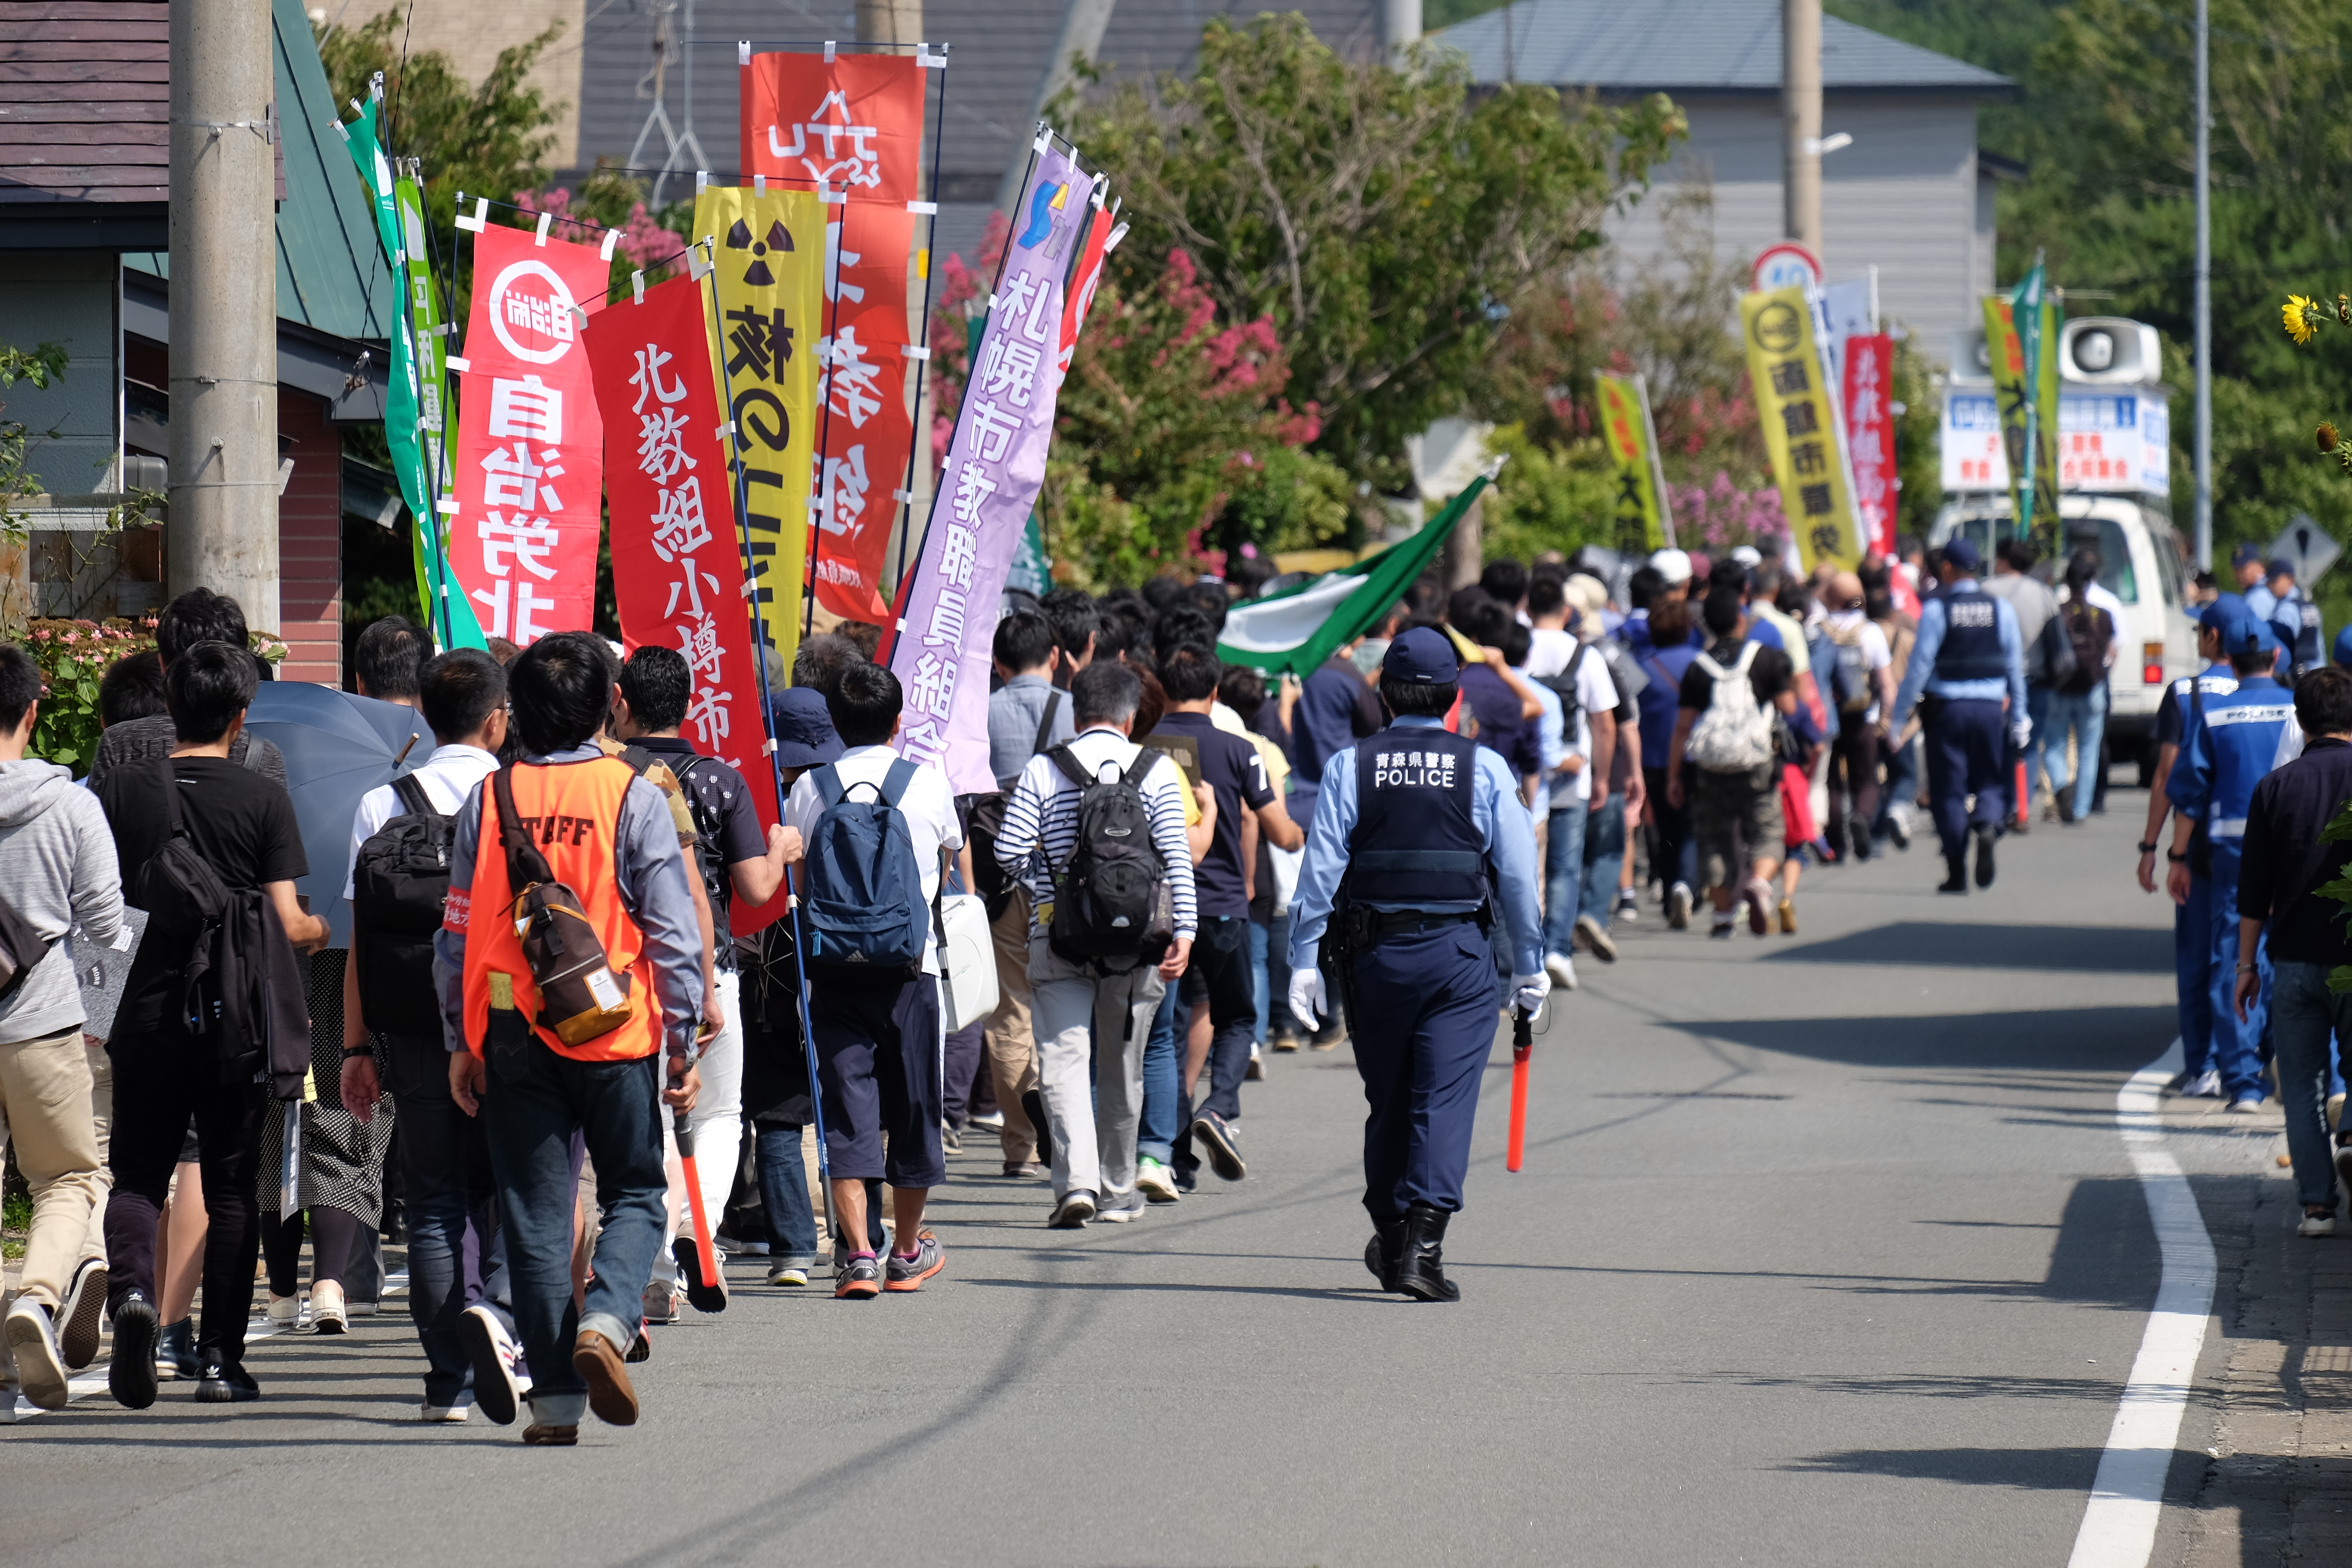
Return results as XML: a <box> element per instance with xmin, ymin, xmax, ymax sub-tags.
<box><xmin>630</xmin><ymin>735</ymin><xmax>770</xmax><ymax>970</ymax></box>
<box><xmin>1678</xmin><ymin>633</ymin><xmax>1795</xmax><ymax>711</ymax></box>
<box><xmin>1152</xmin><ymin>710</ymin><xmax>1274</xmax><ymax>920</ymax></box>
<box><xmin>98</xmin><ymin>755</ymin><xmax>308</xmax><ymax>1042</ymax></box>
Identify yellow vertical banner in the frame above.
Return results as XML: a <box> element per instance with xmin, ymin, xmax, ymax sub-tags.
<box><xmin>695</xmin><ymin>186</ymin><xmax>826</xmax><ymax>674</ymax></box>
<box><xmin>1741</xmin><ymin>286</ymin><xmax>1861</xmax><ymax>573</ymax></box>
<box><xmin>1593</xmin><ymin>371</ymin><xmax>1668</xmax><ymax>552</ymax></box>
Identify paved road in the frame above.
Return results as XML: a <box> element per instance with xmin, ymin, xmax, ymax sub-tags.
<box><xmin>5</xmin><ymin>800</ymin><xmax>2195</xmax><ymax>1567</ymax></box>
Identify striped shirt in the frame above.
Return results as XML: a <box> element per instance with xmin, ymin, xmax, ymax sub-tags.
<box><xmin>994</xmin><ymin>726</ymin><xmax>1198</xmax><ymax>940</ymax></box>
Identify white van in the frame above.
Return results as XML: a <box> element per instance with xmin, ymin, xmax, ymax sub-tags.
<box><xmin>1928</xmin><ymin>495</ymin><xmax>2200</xmax><ymax>783</ymax></box>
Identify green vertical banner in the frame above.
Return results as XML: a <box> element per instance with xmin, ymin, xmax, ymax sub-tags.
<box><xmin>1989</xmin><ymin>262</ymin><xmax>2062</xmax><ymax>540</ymax></box>
<box><xmin>338</xmin><ymin>94</ymin><xmax>483</xmax><ymax>649</ymax></box>
<box><xmin>1006</xmin><ymin>513</ymin><xmax>1053</xmax><ymax>597</ymax></box>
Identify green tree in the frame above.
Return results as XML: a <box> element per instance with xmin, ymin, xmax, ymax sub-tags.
<box><xmin>1073</xmin><ymin>15</ymin><xmax>1683</xmax><ymax>493</ymax></box>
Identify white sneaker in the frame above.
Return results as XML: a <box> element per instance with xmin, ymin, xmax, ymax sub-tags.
<box><xmin>640</xmin><ymin>1278</ymin><xmax>681</xmax><ymax>1325</ymax></box>
<box><xmin>2301</xmin><ymin>1211</ymin><xmax>2338</xmax><ymax>1238</ymax></box>
<box><xmin>1666</xmin><ymin>883</ymin><xmax>1693</xmax><ymax>931</ymax></box>
<box><xmin>969</xmin><ymin>1110</ymin><xmax>1006</xmax><ymax>1131</ymax></box>
<box><xmin>308</xmin><ymin>1279</ymin><xmax>348</xmax><ymax>1335</ymax></box>
<box><xmin>1544</xmin><ymin>952</ymin><xmax>1578</xmax><ymax>990</ymax></box>
<box><xmin>420</xmin><ymin>1401</ymin><xmax>470</xmax><ymax>1422</ymax></box>
<box><xmin>1135</xmin><ymin>1157</ymin><xmax>1180</xmax><ymax>1203</ymax></box>
<box><xmin>2181</xmin><ymin>1069</ymin><xmax>2223</xmax><ymax>1099</ymax></box>
<box><xmin>1575</xmin><ymin>914</ymin><xmax>1617</xmax><ymax>963</ymax></box>
<box><xmin>1094</xmin><ymin>1189</ymin><xmax>1147</xmax><ymax>1223</ymax></box>
<box><xmin>766</xmin><ymin>1263</ymin><xmax>810</xmax><ymax>1287</ymax></box>
<box><xmin>3</xmin><ymin>1298</ymin><xmax>68</xmax><ymax>1411</ymax></box>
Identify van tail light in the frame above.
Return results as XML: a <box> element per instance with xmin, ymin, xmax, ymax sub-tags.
<box><xmin>2143</xmin><ymin>642</ymin><xmax>2164</xmax><ymax>684</ymax></box>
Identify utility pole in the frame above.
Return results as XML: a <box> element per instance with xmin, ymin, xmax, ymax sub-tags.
<box><xmin>1384</xmin><ymin>0</ymin><xmax>1421</xmax><ymax>66</ymax></box>
<box><xmin>992</xmin><ymin>0</ymin><xmax>1116</xmax><ymax>223</ymax></box>
<box><xmin>1783</xmin><ymin>0</ymin><xmax>1822</xmax><ymax>262</ymax></box>
<box><xmin>858</xmin><ymin>0</ymin><xmax>929</xmax><ymax>594</ymax></box>
<box><xmin>2193</xmin><ymin>0</ymin><xmax>2213</xmax><ymax>569</ymax></box>
<box><xmin>168</xmin><ymin>0</ymin><xmax>279</xmax><ymax>625</ymax></box>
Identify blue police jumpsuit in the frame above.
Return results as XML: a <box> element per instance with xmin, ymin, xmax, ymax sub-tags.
<box><xmin>1890</xmin><ymin>580</ymin><xmax>2030</xmax><ymax>859</ymax></box>
<box><xmin>2168</xmin><ymin>675</ymin><xmax>2297</xmax><ymax>1101</ymax></box>
<box><xmin>2157</xmin><ymin>665</ymin><xmax>2238</xmax><ymax>1080</ymax></box>
<box><xmin>1290</xmin><ymin>721</ymin><xmax>1544</xmax><ymax>1218</ymax></box>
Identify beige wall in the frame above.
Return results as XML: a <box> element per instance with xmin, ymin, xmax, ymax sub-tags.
<box><xmin>325</xmin><ymin>0</ymin><xmax>584</xmax><ymax>168</ymax></box>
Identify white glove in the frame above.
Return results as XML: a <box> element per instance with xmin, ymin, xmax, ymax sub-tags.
<box><xmin>1510</xmin><ymin>971</ymin><xmax>1551</xmax><ymax>1020</ymax></box>
<box><xmin>2010</xmin><ymin>722</ymin><xmax>2032</xmax><ymax>751</ymax></box>
<box><xmin>1288</xmin><ymin>967</ymin><xmax>1328</xmax><ymax>1030</ymax></box>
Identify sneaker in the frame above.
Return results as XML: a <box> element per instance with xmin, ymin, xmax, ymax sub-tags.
<box><xmin>884</xmin><ymin>1231</ymin><xmax>945</xmax><ymax>1292</ymax></box>
<box><xmin>1246</xmin><ymin>1046</ymin><xmax>1265</xmax><ymax>1081</ymax></box>
<box><xmin>2228</xmin><ymin>1091</ymin><xmax>2266</xmax><ymax>1115</ymax></box>
<box><xmin>1192</xmin><ymin>1111</ymin><xmax>1247</xmax><ymax>1181</ymax></box>
<box><xmin>1666</xmin><ymin>883</ymin><xmax>1693</xmax><ymax>931</ymax></box>
<box><xmin>1002</xmin><ymin>1160</ymin><xmax>1043</xmax><ymax>1179</ymax></box>
<box><xmin>624</xmin><ymin>1330</ymin><xmax>653</xmax><ymax>1363</ymax></box>
<box><xmin>4</xmin><ymin>1299</ymin><xmax>69</xmax><ymax>1411</ymax></box>
<box><xmin>2182</xmin><ymin>1069</ymin><xmax>2223</xmax><ymax>1099</ymax></box>
<box><xmin>1136</xmin><ymin>1157</ymin><xmax>1180</xmax><ymax>1203</ymax></box>
<box><xmin>1709</xmin><ymin>914</ymin><xmax>1735</xmax><ymax>941</ymax></box>
<box><xmin>266</xmin><ymin>1292</ymin><xmax>303</xmax><ymax>1331</ymax></box>
<box><xmin>766</xmin><ymin>1262</ymin><xmax>811</xmax><ymax>1287</ymax></box>
<box><xmin>673</xmin><ymin>1236</ymin><xmax>728</xmax><ymax>1313</ymax></box>
<box><xmin>458</xmin><ymin>1304</ymin><xmax>522</xmax><ymax>1426</ymax></box>
<box><xmin>1094</xmin><ymin>1189</ymin><xmax>1147</xmax><ymax>1224</ymax></box>
<box><xmin>420</xmin><ymin>1401</ymin><xmax>471</xmax><ymax>1422</ymax></box>
<box><xmin>108</xmin><ymin>1292</ymin><xmax>160</xmax><ymax>1409</ymax></box>
<box><xmin>834</xmin><ymin>1253</ymin><xmax>882</xmax><ymax>1299</ymax></box>
<box><xmin>1049</xmin><ymin>1189</ymin><xmax>1098</xmax><ymax>1228</ymax></box>
<box><xmin>193</xmin><ymin>1354</ymin><xmax>261</xmax><ymax>1404</ymax></box>
<box><xmin>1544</xmin><ymin>952</ymin><xmax>1578</xmax><ymax>990</ymax></box>
<box><xmin>1741</xmin><ymin>878</ymin><xmax>1772</xmax><ymax>936</ymax></box>
<box><xmin>1270</xmin><ymin>1029</ymin><xmax>1303</xmax><ymax>1054</ymax></box>
<box><xmin>2164</xmin><ymin>1070</ymin><xmax>2196</xmax><ymax>1093</ymax></box>
<box><xmin>1615</xmin><ymin>887</ymin><xmax>1639</xmax><ymax>921</ymax></box>
<box><xmin>156</xmin><ymin>1317</ymin><xmax>198</xmax><ymax>1382</ymax></box>
<box><xmin>1174</xmin><ymin>1164</ymin><xmax>1200</xmax><ymax>1194</ymax></box>
<box><xmin>57</xmin><ymin>1258</ymin><xmax>106</xmax><ymax>1371</ymax></box>
<box><xmin>713</xmin><ymin>1230</ymin><xmax>769</xmax><ymax>1257</ymax></box>
<box><xmin>1777</xmin><ymin>898</ymin><xmax>1797</xmax><ymax>935</ymax></box>
<box><xmin>572</xmin><ymin>1329</ymin><xmax>638</xmax><ymax>1426</ymax></box>
<box><xmin>640</xmin><ymin>1277</ymin><xmax>681</xmax><ymax>1325</ymax></box>
<box><xmin>308</xmin><ymin>1279</ymin><xmax>347</xmax><ymax>1335</ymax></box>
<box><xmin>968</xmin><ymin>1110</ymin><xmax>1006</xmax><ymax>1132</ymax></box>
<box><xmin>940</xmin><ymin>1121</ymin><xmax>963</xmax><ymax>1153</ymax></box>
<box><xmin>2302</xmin><ymin>1209</ymin><xmax>2339</xmax><ymax>1237</ymax></box>
<box><xmin>1887</xmin><ymin>814</ymin><xmax>1912</xmax><ymax>851</ymax></box>
<box><xmin>1575</xmin><ymin>915</ymin><xmax>1617</xmax><ymax>963</ymax></box>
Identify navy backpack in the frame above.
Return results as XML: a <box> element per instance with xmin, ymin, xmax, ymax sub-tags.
<box><xmin>800</xmin><ymin>760</ymin><xmax>931</xmax><ymax>977</ymax></box>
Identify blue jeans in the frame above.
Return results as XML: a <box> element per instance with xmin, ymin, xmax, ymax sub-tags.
<box><xmin>1878</xmin><ymin>735</ymin><xmax>1920</xmax><ymax>834</ymax></box>
<box><xmin>1580</xmin><ymin>795</ymin><xmax>1626</xmax><ymax>930</ymax></box>
<box><xmin>386</xmin><ymin>1030</ymin><xmax>510</xmax><ymax>1410</ymax></box>
<box><xmin>2269</xmin><ymin>960</ymin><xmax>2352</xmax><ymax>1207</ymax></box>
<box><xmin>480</xmin><ymin>1010</ymin><xmax>668</xmax><ymax>1428</ymax></box>
<box><xmin>2042</xmin><ymin>683</ymin><xmax>2108</xmax><ymax>819</ymax></box>
<box><xmin>2018</xmin><ymin>684</ymin><xmax>2055</xmax><ymax>815</ymax></box>
<box><xmin>753</xmin><ymin>1123</ymin><xmax>820</xmax><ymax>1268</ymax></box>
<box><xmin>1544</xmin><ymin>797</ymin><xmax>1589</xmax><ymax>956</ymax></box>
<box><xmin>1138</xmin><ymin>982</ymin><xmax>1180</xmax><ymax>1165</ymax></box>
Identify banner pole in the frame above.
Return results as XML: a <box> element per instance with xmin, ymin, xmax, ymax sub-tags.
<box><xmin>808</xmin><ymin>185</ymin><xmax>845</xmax><ymax>642</ymax></box>
<box><xmin>891</xmin><ymin>45</ymin><xmax>953</xmax><ymax>603</ymax></box>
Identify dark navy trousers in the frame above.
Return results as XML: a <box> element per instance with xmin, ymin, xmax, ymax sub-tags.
<box><xmin>1923</xmin><ymin>697</ymin><xmax>2009</xmax><ymax>858</ymax></box>
<box><xmin>2174</xmin><ymin>870</ymin><xmax>2215</xmax><ymax>1079</ymax></box>
<box><xmin>1343</xmin><ymin>920</ymin><xmax>1502</xmax><ymax>1218</ymax></box>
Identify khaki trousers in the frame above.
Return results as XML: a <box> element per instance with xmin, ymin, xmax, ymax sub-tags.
<box><xmin>983</xmin><ymin>890</ymin><xmax>1040</xmax><ymax>1163</ymax></box>
<box><xmin>0</xmin><ymin>1026</ymin><xmax>103</xmax><ymax>1309</ymax></box>
<box><xmin>80</xmin><ymin>1041</ymin><xmax>110</xmax><ymax>1265</ymax></box>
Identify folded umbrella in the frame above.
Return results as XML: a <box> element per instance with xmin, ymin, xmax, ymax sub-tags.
<box><xmin>243</xmin><ymin>683</ymin><xmax>431</xmax><ymax>950</ymax></box>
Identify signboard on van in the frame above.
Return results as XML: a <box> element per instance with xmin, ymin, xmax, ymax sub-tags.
<box><xmin>1941</xmin><ymin>390</ymin><xmax>2168</xmax><ymax>498</ymax></box>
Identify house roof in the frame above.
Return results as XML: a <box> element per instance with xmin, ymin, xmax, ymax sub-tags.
<box><xmin>1430</xmin><ymin>0</ymin><xmax>2013</xmax><ymax>96</ymax></box>
<box><xmin>124</xmin><ymin>0</ymin><xmax>394</xmax><ymax>348</ymax></box>
<box><xmin>0</xmin><ymin>1</ymin><xmax>170</xmax><ymax>204</ymax></box>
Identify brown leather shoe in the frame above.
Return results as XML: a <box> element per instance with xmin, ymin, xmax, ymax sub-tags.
<box><xmin>521</xmin><ymin>1421</ymin><xmax>578</xmax><ymax>1446</ymax></box>
<box><xmin>572</xmin><ymin>1330</ymin><xmax>639</xmax><ymax>1426</ymax></box>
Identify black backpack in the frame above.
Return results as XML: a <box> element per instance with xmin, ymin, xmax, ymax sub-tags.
<box><xmin>1535</xmin><ymin>644</ymin><xmax>1589</xmax><ymax>744</ymax></box>
<box><xmin>135</xmin><ymin>760</ymin><xmax>311</xmax><ymax>1097</ymax></box>
<box><xmin>2061</xmin><ymin>603</ymin><xmax>2112</xmax><ymax>695</ymax></box>
<box><xmin>1044</xmin><ymin>744</ymin><xmax>1174</xmax><ymax>968</ymax></box>
<box><xmin>967</xmin><ymin>690</ymin><xmax>1063</xmax><ymax>923</ymax></box>
<box><xmin>352</xmin><ymin>773</ymin><xmax>455</xmax><ymax>1038</ymax></box>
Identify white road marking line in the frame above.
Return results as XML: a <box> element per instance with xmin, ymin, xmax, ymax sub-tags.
<box><xmin>3</xmin><ymin>1313</ymin><xmax>291</xmax><ymax>1423</ymax></box>
<box><xmin>2067</xmin><ymin>1038</ymin><xmax>2216</xmax><ymax>1568</ymax></box>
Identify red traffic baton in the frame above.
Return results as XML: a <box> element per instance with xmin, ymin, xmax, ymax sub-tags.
<box><xmin>1506</xmin><ymin>1005</ymin><xmax>1533</xmax><ymax>1173</ymax></box>
<box><xmin>672</xmin><ymin>1105</ymin><xmax>725</xmax><ymax>1311</ymax></box>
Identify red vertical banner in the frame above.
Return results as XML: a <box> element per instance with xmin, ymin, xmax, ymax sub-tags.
<box><xmin>584</xmin><ymin>274</ymin><xmax>775</xmax><ymax>823</ymax></box>
<box><xmin>741</xmin><ymin>51</ymin><xmax>927</xmax><ymax>624</ymax></box>
<box><xmin>1843</xmin><ymin>332</ymin><xmax>1898</xmax><ymax>558</ymax></box>
<box><xmin>449</xmin><ymin>224</ymin><xmax>609</xmax><ymax>642</ymax></box>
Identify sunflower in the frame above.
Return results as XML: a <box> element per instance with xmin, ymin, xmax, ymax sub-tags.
<box><xmin>2286</xmin><ymin>294</ymin><xmax>2323</xmax><ymax>345</ymax></box>
<box><xmin>2322</xmin><ymin>422</ymin><xmax>2340</xmax><ymax>453</ymax></box>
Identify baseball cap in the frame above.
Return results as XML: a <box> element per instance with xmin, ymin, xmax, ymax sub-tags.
<box><xmin>1941</xmin><ymin>536</ymin><xmax>1981</xmax><ymax>574</ymax></box>
<box><xmin>1728</xmin><ymin>544</ymin><xmax>1763</xmax><ymax>569</ymax></box>
<box><xmin>767</xmin><ymin>686</ymin><xmax>845</xmax><ymax>768</ymax></box>
<box><xmin>2198</xmin><ymin>594</ymin><xmax>2251</xmax><ymax>637</ymax></box>
<box><xmin>1382</xmin><ymin>625</ymin><xmax>1460</xmax><ymax>684</ymax></box>
<box><xmin>2269</xmin><ymin>558</ymin><xmax>2297</xmax><ymax>581</ymax></box>
<box><xmin>1647</xmin><ymin>548</ymin><xmax>1693</xmax><ymax>586</ymax></box>
<box><xmin>1563</xmin><ymin>573</ymin><xmax>1608</xmax><ymax>614</ymax></box>
<box><xmin>2231</xmin><ymin>542</ymin><xmax>2264</xmax><ymax>568</ymax></box>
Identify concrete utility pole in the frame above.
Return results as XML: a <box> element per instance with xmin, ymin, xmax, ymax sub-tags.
<box><xmin>858</xmin><ymin>0</ymin><xmax>930</xmax><ymax>594</ymax></box>
<box><xmin>1782</xmin><ymin>0</ymin><xmax>1822</xmax><ymax>262</ymax></box>
<box><xmin>1384</xmin><ymin>0</ymin><xmax>1421</xmax><ymax>66</ymax></box>
<box><xmin>168</xmin><ymin>0</ymin><xmax>279</xmax><ymax>626</ymax></box>
<box><xmin>2193</xmin><ymin>0</ymin><xmax>2213</xmax><ymax>569</ymax></box>
<box><xmin>855</xmin><ymin>0</ymin><xmax>921</xmax><ymax>46</ymax></box>
<box><xmin>992</xmin><ymin>0</ymin><xmax>1116</xmax><ymax>223</ymax></box>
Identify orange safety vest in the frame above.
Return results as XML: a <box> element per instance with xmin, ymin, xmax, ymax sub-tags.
<box><xmin>448</xmin><ymin>756</ymin><xmax>660</xmax><ymax>1063</ymax></box>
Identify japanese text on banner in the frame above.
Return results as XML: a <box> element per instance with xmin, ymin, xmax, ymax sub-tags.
<box><xmin>890</xmin><ymin>154</ymin><xmax>1097</xmax><ymax>795</ymax></box>
<box><xmin>696</xmin><ymin>186</ymin><xmax>825</xmax><ymax>677</ymax></box>
<box><xmin>1842</xmin><ymin>333</ymin><xmax>1896</xmax><ymax>560</ymax></box>
<box><xmin>1594</xmin><ymin>372</ymin><xmax>1666</xmax><ymax>553</ymax></box>
<box><xmin>741</xmin><ymin>51</ymin><xmax>927</xmax><ymax>624</ymax></box>
<box><xmin>449</xmin><ymin>224</ymin><xmax>609</xmax><ymax>644</ymax></box>
<box><xmin>1742</xmin><ymin>286</ymin><xmax>1862</xmax><ymax>573</ymax></box>
<box><xmin>587</xmin><ymin>275</ymin><xmax>775</xmax><ymax>824</ymax></box>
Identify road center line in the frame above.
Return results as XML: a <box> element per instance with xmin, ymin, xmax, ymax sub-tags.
<box><xmin>2067</xmin><ymin>1039</ymin><xmax>2216</xmax><ymax>1568</ymax></box>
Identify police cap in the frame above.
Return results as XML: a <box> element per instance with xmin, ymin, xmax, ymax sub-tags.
<box><xmin>1383</xmin><ymin>626</ymin><xmax>1459</xmax><ymax>684</ymax></box>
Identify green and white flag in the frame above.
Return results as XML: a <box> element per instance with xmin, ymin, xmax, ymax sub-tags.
<box><xmin>1215</xmin><ymin>469</ymin><xmax>1495</xmax><ymax>677</ymax></box>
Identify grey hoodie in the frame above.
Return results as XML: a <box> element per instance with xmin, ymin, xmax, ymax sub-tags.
<box><xmin>0</xmin><ymin>759</ymin><xmax>123</xmax><ymax>1045</ymax></box>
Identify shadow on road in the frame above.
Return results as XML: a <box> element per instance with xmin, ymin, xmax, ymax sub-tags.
<box><xmin>1778</xmin><ymin>1444</ymin><xmax>2105</xmax><ymax>1489</ymax></box>
<box><xmin>1758</xmin><ymin>922</ymin><xmax>2169</xmax><ymax>975</ymax></box>
<box><xmin>1673</xmin><ymin>1005</ymin><xmax>2174</xmax><ymax>1075</ymax></box>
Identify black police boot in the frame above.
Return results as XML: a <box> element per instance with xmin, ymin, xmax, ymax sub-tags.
<box><xmin>1972</xmin><ymin>821</ymin><xmax>1997</xmax><ymax>888</ymax></box>
<box><xmin>1365</xmin><ymin>1218</ymin><xmax>1406</xmax><ymax>1292</ymax></box>
<box><xmin>1937</xmin><ymin>853</ymin><xmax>1968</xmax><ymax>894</ymax></box>
<box><xmin>1397</xmin><ymin>1203</ymin><xmax>1460</xmax><ymax>1303</ymax></box>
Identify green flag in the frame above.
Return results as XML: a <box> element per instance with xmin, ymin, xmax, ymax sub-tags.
<box><xmin>1215</xmin><ymin>470</ymin><xmax>1494</xmax><ymax>677</ymax></box>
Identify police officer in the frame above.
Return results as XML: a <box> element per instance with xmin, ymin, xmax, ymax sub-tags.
<box><xmin>2136</xmin><ymin>597</ymin><xmax>2243</xmax><ymax>1098</ymax></box>
<box><xmin>1888</xmin><ymin>537</ymin><xmax>2030</xmax><ymax>894</ymax></box>
<box><xmin>1286</xmin><ymin>628</ymin><xmax>1546</xmax><ymax>1302</ymax></box>
<box><xmin>2167</xmin><ymin>608</ymin><xmax>2297</xmax><ymax>1113</ymax></box>
<box><xmin>2249</xmin><ymin>559</ymin><xmax>2325</xmax><ymax>682</ymax></box>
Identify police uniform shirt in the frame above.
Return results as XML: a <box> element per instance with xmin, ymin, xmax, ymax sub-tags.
<box><xmin>1287</xmin><ymin>714</ymin><xmax>1544</xmax><ymax>978</ymax></box>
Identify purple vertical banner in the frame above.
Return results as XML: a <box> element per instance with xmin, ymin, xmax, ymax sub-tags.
<box><xmin>890</xmin><ymin>147</ymin><xmax>1098</xmax><ymax>794</ymax></box>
